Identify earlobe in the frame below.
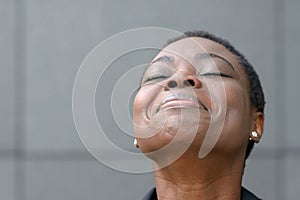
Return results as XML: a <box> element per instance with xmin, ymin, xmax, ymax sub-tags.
<box><xmin>249</xmin><ymin>112</ymin><xmax>264</xmax><ymax>143</ymax></box>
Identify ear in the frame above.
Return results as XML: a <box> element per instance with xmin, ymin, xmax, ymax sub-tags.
<box><xmin>249</xmin><ymin>111</ymin><xmax>264</xmax><ymax>143</ymax></box>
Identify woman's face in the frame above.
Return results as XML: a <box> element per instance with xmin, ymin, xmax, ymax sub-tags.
<box><xmin>133</xmin><ymin>37</ymin><xmax>256</xmax><ymax>161</ymax></box>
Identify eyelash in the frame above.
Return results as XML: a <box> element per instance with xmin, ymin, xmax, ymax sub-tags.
<box><xmin>144</xmin><ymin>72</ymin><xmax>232</xmax><ymax>84</ymax></box>
<box><xmin>144</xmin><ymin>75</ymin><xmax>169</xmax><ymax>83</ymax></box>
<box><xmin>200</xmin><ymin>72</ymin><xmax>232</xmax><ymax>78</ymax></box>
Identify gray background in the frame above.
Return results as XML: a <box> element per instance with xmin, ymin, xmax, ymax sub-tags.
<box><xmin>1</xmin><ymin>0</ymin><xmax>299</xmax><ymax>199</ymax></box>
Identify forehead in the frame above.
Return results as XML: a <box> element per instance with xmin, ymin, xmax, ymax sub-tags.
<box><xmin>147</xmin><ymin>37</ymin><xmax>250</xmax><ymax>89</ymax></box>
<box><xmin>154</xmin><ymin>37</ymin><xmax>240</xmax><ymax>67</ymax></box>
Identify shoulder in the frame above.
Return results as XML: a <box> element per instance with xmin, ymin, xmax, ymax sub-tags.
<box><xmin>143</xmin><ymin>188</ymin><xmax>157</xmax><ymax>200</ymax></box>
<box><xmin>143</xmin><ymin>187</ymin><xmax>261</xmax><ymax>200</ymax></box>
<box><xmin>241</xmin><ymin>187</ymin><xmax>262</xmax><ymax>200</ymax></box>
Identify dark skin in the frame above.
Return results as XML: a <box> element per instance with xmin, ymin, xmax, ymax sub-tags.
<box><xmin>133</xmin><ymin>37</ymin><xmax>264</xmax><ymax>200</ymax></box>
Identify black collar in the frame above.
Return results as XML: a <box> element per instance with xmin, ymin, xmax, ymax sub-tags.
<box><xmin>143</xmin><ymin>187</ymin><xmax>261</xmax><ymax>200</ymax></box>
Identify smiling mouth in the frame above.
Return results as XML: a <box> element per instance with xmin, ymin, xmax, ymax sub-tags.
<box><xmin>156</xmin><ymin>94</ymin><xmax>208</xmax><ymax>113</ymax></box>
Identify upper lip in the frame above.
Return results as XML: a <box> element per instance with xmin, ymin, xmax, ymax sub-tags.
<box><xmin>156</xmin><ymin>93</ymin><xmax>208</xmax><ymax>112</ymax></box>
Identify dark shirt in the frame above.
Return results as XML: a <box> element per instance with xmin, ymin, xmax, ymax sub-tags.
<box><xmin>143</xmin><ymin>187</ymin><xmax>261</xmax><ymax>200</ymax></box>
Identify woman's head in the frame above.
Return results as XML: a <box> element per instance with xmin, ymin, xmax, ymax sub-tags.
<box><xmin>133</xmin><ymin>30</ymin><xmax>265</xmax><ymax>167</ymax></box>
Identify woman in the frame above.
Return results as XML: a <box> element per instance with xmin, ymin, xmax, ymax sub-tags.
<box><xmin>133</xmin><ymin>31</ymin><xmax>265</xmax><ymax>200</ymax></box>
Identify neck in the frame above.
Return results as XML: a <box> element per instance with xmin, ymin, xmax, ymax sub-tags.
<box><xmin>152</xmin><ymin>153</ymin><xmax>244</xmax><ymax>200</ymax></box>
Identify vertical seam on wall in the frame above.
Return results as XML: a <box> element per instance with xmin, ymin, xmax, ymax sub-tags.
<box><xmin>274</xmin><ymin>0</ymin><xmax>286</xmax><ymax>199</ymax></box>
<box><xmin>14</xmin><ymin>0</ymin><xmax>27</xmax><ymax>200</ymax></box>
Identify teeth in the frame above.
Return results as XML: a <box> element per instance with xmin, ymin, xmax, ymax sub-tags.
<box><xmin>158</xmin><ymin>93</ymin><xmax>207</xmax><ymax>112</ymax></box>
<box><xmin>162</xmin><ymin>94</ymin><xmax>197</xmax><ymax>104</ymax></box>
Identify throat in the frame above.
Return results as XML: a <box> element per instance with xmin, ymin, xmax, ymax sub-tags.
<box><xmin>153</xmin><ymin>162</ymin><xmax>243</xmax><ymax>200</ymax></box>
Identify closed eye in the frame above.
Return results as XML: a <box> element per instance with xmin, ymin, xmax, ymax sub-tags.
<box><xmin>201</xmin><ymin>72</ymin><xmax>232</xmax><ymax>78</ymax></box>
<box><xmin>143</xmin><ymin>75</ymin><xmax>169</xmax><ymax>83</ymax></box>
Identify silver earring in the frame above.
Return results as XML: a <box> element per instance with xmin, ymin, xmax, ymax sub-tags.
<box><xmin>249</xmin><ymin>131</ymin><xmax>258</xmax><ymax>141</ymax></box>
<box><xmin>251</xmin><ymin>131</ymin><xmax>258</xmax><ymax>137</ymax></box>
<box><xmin>251</xmin><ymin>131</ymin><xmax>258</xmax><ymax>138</ymax></box>
<box><xmin>134</xmin><ymin>138</ymin><xmax>139</xmax><ymax>148</ymax></box>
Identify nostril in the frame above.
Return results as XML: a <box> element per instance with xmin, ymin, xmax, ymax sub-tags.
<box><xmin>167</xmin><ymin>80</ymin><xmax>177</xmax><ymax>88</ymax></box>
<box><xmin>184</xmin><ymin>79</ymin><xmax>195</xmax><ymax>87</ymax></box>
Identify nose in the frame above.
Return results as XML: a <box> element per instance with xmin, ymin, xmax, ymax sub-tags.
<box><xmin>163</xmin><ymin>74</ymin><xmax>202</xmax><ymax>91</ymax></box>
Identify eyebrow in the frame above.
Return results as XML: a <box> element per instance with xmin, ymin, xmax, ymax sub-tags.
<box><xmin>150</xmin><ymin>53</ymin><xmax>235</xmax><ymax>72</ymax></box>
<box><xmin>151</xmin><ymin>55</ymin><xmax>175</xmax><ymax>64</ymax></box>
<box><xmin>195</xmin><ymin>53</ymin><xmax>235</xmax><ymax>71</ymax></box>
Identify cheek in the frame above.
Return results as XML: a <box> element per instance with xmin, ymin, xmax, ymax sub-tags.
<box><xmin>222</xmin><ymin>84</ymin><xmax>252</xmax><ymax>138</ymax></box>
<box><xmin>133</xmin><ymin>91</ymin><xmax>147</xmax><ymax>124</ymax></box>
<box><xmin>210</xmin><ymin>83</ymin><xmax>251</xmax><ymax>135</ymax></box>
<box><xmin>207</xmin><ymin>83</ymin><xmax>251</xmax><ymax>154</ymax></box>
<box><xmin>226</xmin><ymin>84</ymin><xmax>250</xmax><ymax>111</ymax></box>
<box><xmin>133</xmin><ymin>86</ymin><xmax>160</xmax><ymax>125</ymax></box>
<box><xmin>209</xmin><ymin>81</ymin><xmax>250</xmax><ymax>113</ymax></box>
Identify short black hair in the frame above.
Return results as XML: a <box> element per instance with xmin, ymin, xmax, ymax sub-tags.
<box><xmin>164</xmin><ymin>30</ymin><xmax>266</xmax><ymax>160</ymax></box>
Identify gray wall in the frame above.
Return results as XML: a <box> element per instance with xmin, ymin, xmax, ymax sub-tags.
<box><xmin>1</xmin><ymin>0</ymin><xmax>299</xmax><ymax>199</ymax></box>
